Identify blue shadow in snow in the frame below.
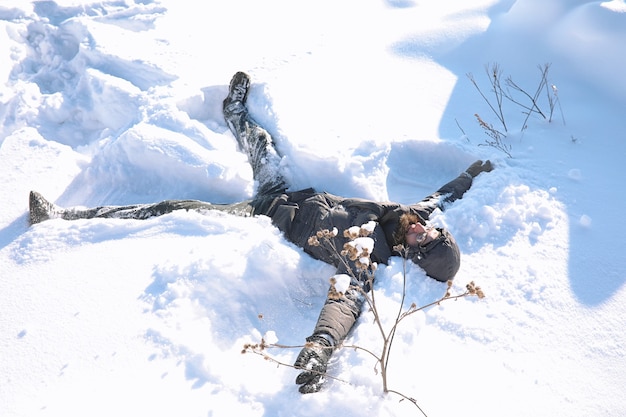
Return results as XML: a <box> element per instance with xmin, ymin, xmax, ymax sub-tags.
<box><xmin>388</xmin><ymin>0</ymin><xmax>625</xmax><ymax>306</ymax></box>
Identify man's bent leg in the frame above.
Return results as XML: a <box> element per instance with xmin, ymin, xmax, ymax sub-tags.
<box><xmin>223</xmin><ymin>72</ymin><xmax>288</xmax><ymax>198</ymax></box>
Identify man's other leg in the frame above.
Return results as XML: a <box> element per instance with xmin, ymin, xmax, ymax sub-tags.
<box><xmin>223</xmin><ymin>72</ymin><xmax>288</xmax><ymax>197</ymax></box>
<box><xmin>29</xmin><ymin>191</ymin><xmax>253</xmax><ymax>225</ymax></box>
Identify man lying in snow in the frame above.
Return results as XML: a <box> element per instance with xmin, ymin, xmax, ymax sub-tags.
<box><xmin>29</xmin><ymin>71</ymin><xmax>493</xmax><ymax>394</ymax></box>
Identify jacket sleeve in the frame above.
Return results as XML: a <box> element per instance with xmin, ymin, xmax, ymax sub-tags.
<box><xmin>310</xmin><ymin>276</ymin><xmax>365</xmax><ymax>346</ymax></box>
<box><xmin>411</xmin><ymin>173</ymin><xmax>473</xmax><ymax>220</ymax></box>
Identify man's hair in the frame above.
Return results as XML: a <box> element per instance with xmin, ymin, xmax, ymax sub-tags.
<box><xmin>393</xmin><ymin>212</ymin><xmax>424</xmax><ymax>244</ymax></box>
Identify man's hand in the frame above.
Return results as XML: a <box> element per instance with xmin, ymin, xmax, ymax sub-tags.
<box><xmin>466</xmin><ymin>160</ymin><xmax>494</xmax><ymax>178</ymax></box>
<box><xmin>294</xmin><ymin>335</ymin><xmax>333</xmax><ymax>394</ymax></box>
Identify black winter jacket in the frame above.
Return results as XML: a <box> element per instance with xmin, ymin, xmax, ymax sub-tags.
<box><xmin>252</xmin><ymin>173</ymin><xmax>472</xmax><ymax>345</ymax></box>
<box><xmin>265</xmin><ymin>188</ymin><xmax>426</xmax><ymax>272</ymax></box>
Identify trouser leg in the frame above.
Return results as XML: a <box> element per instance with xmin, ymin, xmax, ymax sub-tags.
<box><xmin>61</xmin><ymin>199</ymin><xmax>254</xmax><ymax>221</ymax></box>
<box><xmin>223</xmin><ymin>79</ymin><xmax>288</xmax><ymax>198</ymax></box>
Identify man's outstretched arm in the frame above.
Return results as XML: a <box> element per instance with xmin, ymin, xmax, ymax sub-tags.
<box><xmin>294</xmin><ymin>282</ymin><xmax>364</xmax><ymax>394</ymax></box>
<box><xmin>412</xmin><ymin>160</ymin><xmax>494</xmax><ymax>219</ymax></box>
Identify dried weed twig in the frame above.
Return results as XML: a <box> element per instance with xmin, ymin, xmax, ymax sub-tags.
<box><xmin>242</xmin><ymin>339</ymin><xmax>352</xmax><ymax>386</ymax></box>
<box><xmin>465</xmin><ymin>63</ymin><xmax>565</xmax><ymax>157</ymax></box>
<box><xmin>468</xmin><ymin>63</ymin><xmax>509</xmax><ymax>133</ymax></box>
<box><xmin>474</xmin><ymin>113</ymin><xmax>511</xmax><ymax>158</ymax></box>
<box><xmin>242</xmin><ymin>225</ymin><xmax>485</xmax><ymax>415</ymax></box>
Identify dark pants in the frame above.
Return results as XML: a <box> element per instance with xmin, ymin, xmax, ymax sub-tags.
<box><xmin>61</xmin><ymin>199</ymin><xmax>256</xmax><ymax>221</ymax></box>
<box><xmin>223</xmin><ymin>101</ymin><xmax>288</xmax><ymax>198</ymax></box>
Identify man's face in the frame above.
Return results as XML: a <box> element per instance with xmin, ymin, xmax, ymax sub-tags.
<box><xmin>405</xmin><ymin>223</ymin><xmax>440</xmax><ymax>247</ymax></box>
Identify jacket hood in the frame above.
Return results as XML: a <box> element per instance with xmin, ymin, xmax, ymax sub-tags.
<box><xmin>410</xmin><ymin>228</ymin><xmax>461</xmax><ymax>282</ymax></box>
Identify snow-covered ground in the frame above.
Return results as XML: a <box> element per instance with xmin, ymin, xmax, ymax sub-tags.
<box><xmin>1</xmin><ymin>1</ymin><xmax>625</xmax><ymax>416</ymax></box>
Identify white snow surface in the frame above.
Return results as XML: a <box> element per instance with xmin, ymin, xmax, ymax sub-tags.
<box><xmin>1</xmin><ymin>1</ymin><xmax>625</xmax><ymax>416</ymax></box>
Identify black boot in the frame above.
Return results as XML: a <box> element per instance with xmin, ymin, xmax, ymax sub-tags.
<box><xmin>223</xmin><ymin>71</ymin><xmax>251</xmax><ymax>113</ymax></box>
<box><xmin>294</xmin><ymin>334</ymin><xmax>334</xmax><ymax>394</ymax></box>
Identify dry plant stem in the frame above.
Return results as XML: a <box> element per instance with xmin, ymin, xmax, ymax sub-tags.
<box><xmin>384</xmin><ymin>253</ymin><xmax>409</xmax><ymax>377</ymax></box>
<box><xmin>474</xmin><ymin>113</ymin><xmax>512</xmax><ymax>158</ymax></box>
<box><xmin>244</xmin><ymin>228</ymin><xmax>485</xmax><ymax>417</ymax></box>
<box><xmin>470</xmin><ymin>62</ymin><xmax>559</xmax><ymax>131</ymax></box>
<box><xmin>346</xmin><ymin>284</ymin><xmax>474</xmax><ymax>417</ymax></box>
<box><xmin>487</xmin><ymin>63</ymin><xmax>508</xmax><ymax>132</ymax></box>
<box><xmin>349</xmin><ymin>290</ymin><xmax>475</xmax><ymax>372</ymax></box>
<box><xmin>387</xmin><ymin>389</ymin><xmax>429</xmax><ymax>416</ymax></box>
<box><xmin>243</xmin><ymin>342</ymin><xmax>352</xmax><ymax>386</ymax></box>
<box><xmin>556</xmin><ymin>93</ymin><xmax>565</xmax><ymax>125</ymax></box>
<box><xmin>503</xmin><ymin>64</ymin><xmax>549</xmax><ymax>130</ymax></box>
<box><xmin>318</xmin><ymin>234</ymin><xmax>483</xmax><ymax>416</ymax></box>
<box><xmin>245</xmin><ymin>339</ymin><xmax>429</xmax><ymax>416</ymax></box>
<box><xmin>467</xmin><ymin>64</ymin><xmax>508</xmax><ymax>133</ymax></box>
<box><xmin>549</xmin><ymin>82</ymin><xmax>566</xmax><ymax>125</ymax></box>
<box><xmin>467</xmin><ymin>62</ymin><xmax>565</xmax><ymax>158</ymax></box>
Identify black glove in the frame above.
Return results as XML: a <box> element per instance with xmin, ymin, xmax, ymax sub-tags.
<box><xmin>465</xmin><ymin>159</ymin><xmax>494</xmax><ymax>178</ymax></box>
<box><xmin>294</xmin><ymin>334</ymin><xmax>333</xmax><ymax>394</ymax></box>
